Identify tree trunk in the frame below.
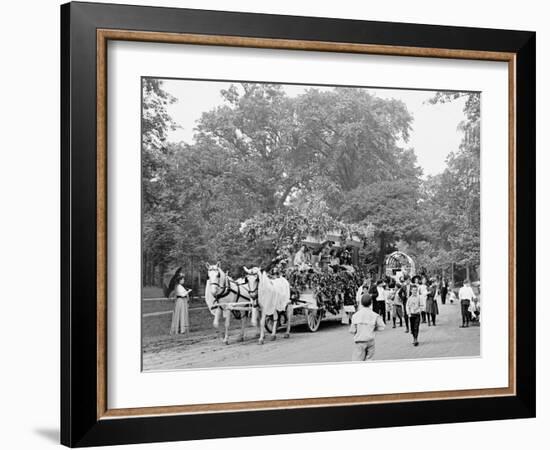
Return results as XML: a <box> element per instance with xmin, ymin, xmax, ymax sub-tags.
<box><xmin>451</xmin><ymin>262</ymin><xmax>455</xmax><ymax>286</ymax></box>
<box><xmin>149</xmin><ymin>263</ymin><xmax>155</xmax><ymax>287</ymax></box>
<box><xmin>159</xmin><ymin>263</ymin><xmax>166</xmax><ymax>288</ymax></box>
<box><xmin>466</xmin><ymin>265</ymin><xmax>470</xmax><ymax>281</ymax></box>
<box><xmin>198</xmin><ymin>266</ymin><xmax>202</xmax><ymax>293</ymax></box>
<box><xmin>377</xmin><ymin>234</ymin><xmax>386</xmax><ymax>278</ymax></box>
<box><xmin>143</xmin><ymin>252</ymin><xmax>148</xmax><ymax>286</ymax></box>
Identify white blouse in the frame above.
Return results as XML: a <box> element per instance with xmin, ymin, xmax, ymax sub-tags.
<box><xmin>174</xmin><ymin>284</ymin><xmax>189</xmax><ymax>298</ymax></box>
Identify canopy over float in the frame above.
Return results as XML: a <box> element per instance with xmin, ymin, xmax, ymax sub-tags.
<box><xmin>385</xmin><ymin>251</ymin><xmax>416</xmax><ymax>278</ymax></box>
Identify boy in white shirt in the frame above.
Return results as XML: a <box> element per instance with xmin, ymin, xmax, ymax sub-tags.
<box><xmin>406</xmin><ymin>284</ymin><xmax>424</xmax><ymax>346</ymax></box>
<box><xmin>458</xmin><ymin>280</ymin><xmax>476</xmax><ymax>328</ymax></box>
<box><xmin>350</xmin><ymin>294</ymin><xmax>386</xmax><ymax>361</ymax></box>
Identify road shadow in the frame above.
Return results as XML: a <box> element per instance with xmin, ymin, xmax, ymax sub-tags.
<box><xmin>34</xmin><ymin>428</ymin><xmax>59</xmax><ymax>444</ymax></box>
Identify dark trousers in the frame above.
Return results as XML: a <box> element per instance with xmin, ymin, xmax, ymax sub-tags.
<box><xmin>421</xmin><ymin>311</ymin><xmax>427</xmax><ymax>322</ymax></box>
<box><xmin>461</xmin><ymin>300</ymin><xmax>471</xmax><ymax>326</ymax></box>
<box><xmin>375</xmin><ymin>301</ymin><xmax>386</xmax><ymax>322</ymax></box>
<box><xmin>402</xmin><ymin>300</ymin><xmax>409</xmax><ymax>331</ymax></box>
<box><xmin>409</xmin><ymin>313</ymin><xmax>420</xmax><ymax>340</ymax></box>
<box><xmin>393</xmin><ymin>305</ymin><xmax>403</xmax><ymax>327</ymax></box>
<box><xmin>441</xmin><ymin>290</ymin><xmax>447</xmax><ymax>305</ymax></box>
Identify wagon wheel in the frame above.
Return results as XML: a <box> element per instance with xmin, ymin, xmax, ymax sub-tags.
<box><xmin>306</xmin><ymin>309</ymin><xmax>322</xmax><ymax>332</ymax></box>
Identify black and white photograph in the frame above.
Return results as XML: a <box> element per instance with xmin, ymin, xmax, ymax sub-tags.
<box><xmin>0</xmin><ymin>0</ymin><xmax>541</xmax><ymax>447</ymax></box>
<box><xmin>141</xmin><ymin>78</ymin><xmax>481</xmax><ymax>371</ymax></box>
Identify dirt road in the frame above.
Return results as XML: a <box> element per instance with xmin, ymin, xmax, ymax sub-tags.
<box><xmin>142</xmin><ymin>303</ymin><xmax>480</xmax><ymax>371</ymax></box>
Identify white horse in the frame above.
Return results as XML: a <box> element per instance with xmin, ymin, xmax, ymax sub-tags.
<box><xmin>243</xmin><ymin>266</ymin><xmax>293</xmax><ymax>344</ymax></box>
<box><xmin>205</xmin><ymin>263</ymin><xmax>256</xmax><ymax>344</ymax></box>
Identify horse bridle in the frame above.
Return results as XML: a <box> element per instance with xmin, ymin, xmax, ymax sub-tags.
<box><xmin>208</xmin><ymin>268</ymin><xmax>252</xmax><ymax>305</ymax></box>
<box><xmin>244</xmin><ymin>272</ymin><xmax>260</xmax><ymax>306</ymax></box>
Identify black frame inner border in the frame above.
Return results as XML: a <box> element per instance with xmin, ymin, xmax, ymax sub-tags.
<box><xmin>61</xmin><ymin>2</ymin><xmax>535</xmax><ymax>447</ymax></box>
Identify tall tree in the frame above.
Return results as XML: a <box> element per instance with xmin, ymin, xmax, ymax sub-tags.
<box><xmin>339</xmin><ymin>178</ymin><xmax>425</xmax><ymax>276</ymax></box>
<box><xmin>142</xmin><ymin>79</ymin><xmax>178</xmax><ymax>209</ymax></box>
<box><xmin>426</xmin><ymin>92</ymin><xmax>481</xmax><ymax>276</ymax></box>
<box><xmin>193</xmin><ymin>84</ymin><xmax>419</xmax><ymax>212</ymax></box>
<box><xmin>141</xmin><ymin>79</ymin><xmax>178</xmax><ymax>284</ymax></box>
<box><xmin>294</xmin><ymin>88</ymin><xmax>419</xmax><ymax>192</ymax></box>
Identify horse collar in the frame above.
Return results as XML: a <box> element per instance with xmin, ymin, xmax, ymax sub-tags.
<box><xmin>213</xmin><ymin>275</ymin><xmax>231</xmax><ymax>300</ymax></box>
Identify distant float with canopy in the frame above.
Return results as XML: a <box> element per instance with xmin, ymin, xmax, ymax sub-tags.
<box><xmin>385</xmin><ymin>251</ymin><xmax>416</xmax><ymax>279</ymax></box>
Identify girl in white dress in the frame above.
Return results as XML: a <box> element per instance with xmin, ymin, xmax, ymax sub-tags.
<box><xmin>170</xmin><ymin>274</ymin><xmax>191</xmax><ymax>335</ymax></box>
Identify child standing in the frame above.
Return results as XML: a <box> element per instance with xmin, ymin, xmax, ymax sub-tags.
<box><xmin>406</xmin><ymin>284</ymin><xmax>424</xmax><ymax>346</ymax></box>
<box><xmin>350</xmin><ymin>294</ymin><xmax>386</xmax><ymax>361</ymax></box>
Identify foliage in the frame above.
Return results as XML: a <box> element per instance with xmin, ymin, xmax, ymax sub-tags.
<box><xmin>240</xmin><ymin>205</ymin><xmax>374</xmax><ymax>258</ymax></box>
<box><xmin>292</xmin><ymin>88</ymin><xmax>419</xmax><ymax>191</ymax></box>
<box><xmin>424</xmin><ymin>92</ymin><xmax>481</xmax><ymax>269</ymax></box>
<box><xmin>285</xmin><ymin>266</ymin><xmax>362</xmax><ymax>315</ymax></box>
<box><xmin>339</xmin><ymin>178</ymin><xmax>426</xmax><ymax>274</ymax></box>
<box><xmin>142</xmin><ymin>79</ymin><xmax>178</xmax><ymax>209</ymax></box>
<box><xmin>141</xmin><ymin>81</ymin><xmax>481</xmax><ymax>287</ymax></box>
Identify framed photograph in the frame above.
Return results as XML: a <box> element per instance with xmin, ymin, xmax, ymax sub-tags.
<box><xmin>61</xmin><ymin>1</ymin><xmax>535</xmax><ymax>447</ymax></box>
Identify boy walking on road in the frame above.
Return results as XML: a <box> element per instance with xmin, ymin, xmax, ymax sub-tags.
<box><xmin>350</xmin><ymin>294</ymin><xmax>386</xmax><ymax>361</ymax></box>
<box><xmin>406</xmin><ymin>284</ymin><xmax>424</xmax><ymax>346</ymax></box>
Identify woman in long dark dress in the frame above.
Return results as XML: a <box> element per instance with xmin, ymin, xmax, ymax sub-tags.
<box><xmin>425</xmin><ymin>278</ymin><xmax>439</xmax><ymax>326</ymax></box>
<box><xmin>418</xmin><ymin>275</ymin><xmax>428</xmax><ymax>323</ymax></box>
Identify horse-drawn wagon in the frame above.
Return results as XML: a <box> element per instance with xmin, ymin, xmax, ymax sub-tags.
<box><xmin>203</xmin><ymin>261</ymin><xmax>360</xmax><ymax>344</ymax></box>
<box><xmin>263</xmin><ymin>264</ymin><xmax>359</xmax><ymax>334</ymax></box>
<box><xmin>263</xmin><ymin>288</ymin><xmax>322</xmax><ymax>333</ymax></box>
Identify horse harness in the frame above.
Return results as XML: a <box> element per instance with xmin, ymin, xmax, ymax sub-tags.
<box><xmin>209</xmin><ymin>271</ymin><xmax>255</xmax><ymax>309</ymax></box>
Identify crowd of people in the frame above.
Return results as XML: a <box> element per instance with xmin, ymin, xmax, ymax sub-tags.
<box><xmin>293</xmin><ymin>243</ymin><xmax>353</xmax><ymax>271</ymax></box>
<box><xmin>350</xmin><ymin>275</ymin><xmax>480</xmax><ymax>360</ymax></box>
<box><xmin>165</xmin><ymin>246</ymin><xmax>481</xmax><ymax>363</ymax></box>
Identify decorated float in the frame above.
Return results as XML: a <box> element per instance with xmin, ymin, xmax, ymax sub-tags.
<box><xmin>240</xmin><ymin>208</ymin><xmax>372</xmax><ymax>332</ymax></box>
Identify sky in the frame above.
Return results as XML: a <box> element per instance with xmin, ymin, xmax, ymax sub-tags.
<box><xmin>161</xmin><ymin>79</ymin><xmax>468</xmax><ymax>177</ymax></box>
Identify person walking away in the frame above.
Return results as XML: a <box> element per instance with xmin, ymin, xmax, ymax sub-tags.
<box><xmin>458</xmin><ymin>280</ymin><xmax>476</xmax><ymax>328</ymax></box>
<box><xmin>425</xmin><ymin>278</ymin><xmax>439</xmax><ymax>326</ymax></box>
<box><xmin>375</xmin><ymin>280</ymin><xmax>387</xmax><ymax>323</ymax></box>
<box><xmin>397</xmin><ymin>276</ymin><xmax>411</xmax><ymax>333</ymax></box>
<box><xmin>170</xmin><ymin>273</ymin><xmax>191</xmax><ymax>335</ymax></box>
<box><xmin>350</xmin><ymin>294</ymin><xmax>386</xmax><ymax>361</ymax></box>
<box><xmin>392</xmin><ymin>282</ymin><xmax>404</xmax><ymax>329</ymax></box>
<box><xmin>418</xmin><ymin>276</ymin><xmax>429</xmax><ymax>323</ymax></box>
<box><xmin>406</xmin><ymin>285</ymin><xmax>424</xmax><ymax>346</ymax></box>
<box><xmin>440</xmin><ymin>278</ymin><xmax>448</xmax><ymax>305</ymax></box>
